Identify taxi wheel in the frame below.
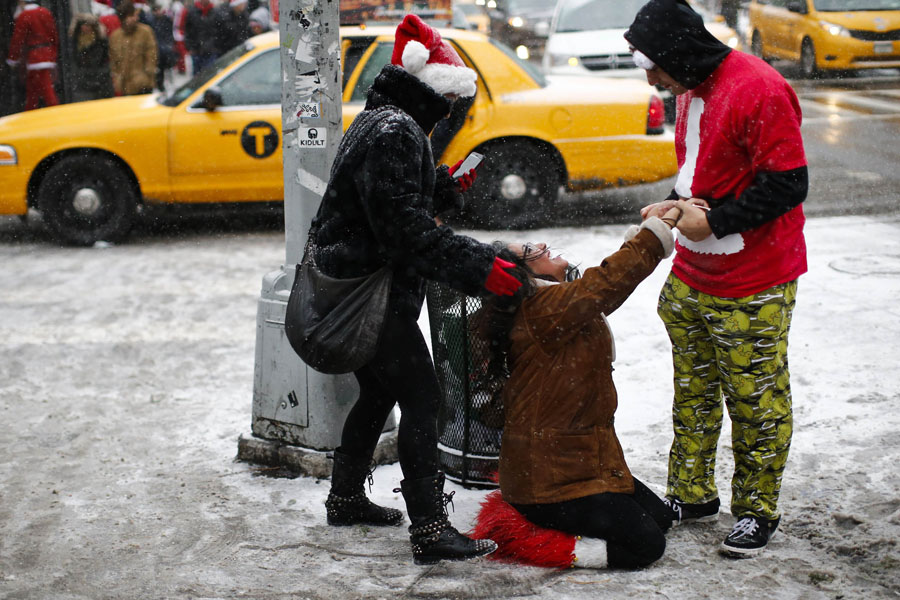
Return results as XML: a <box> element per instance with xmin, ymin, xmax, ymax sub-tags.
<box><xmin>751</xmin><ymin>31</ymin><xmax>764</xmax><ymax>60</ymax></box>
<box><xmin>463</xmin><ymin>142</ymin><xmax>560</xmax><ymax>230</ymax></box>
<box><xmin>37</xmin><ymin>154</ymin><xmax>138</xmax><ymax>246</ymax></box>
<box><xmin>800</xmin><ymin>39</ymin><xmax>818</xmax><ymax>79</ymax></box>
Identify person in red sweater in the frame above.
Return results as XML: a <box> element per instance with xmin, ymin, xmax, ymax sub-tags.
<box><xmin>6</xmin><ymin>0</ymin><xmax>59</xmax><ymax>110</ymax></box>
<box><xmin>626</xmin><ymin>0</ymin><xmax>808</xmax><ymax>559</ymax></box>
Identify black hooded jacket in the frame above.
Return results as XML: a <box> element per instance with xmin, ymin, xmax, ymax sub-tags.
<box><xmin>312</xmin><ymin>64</ymin><xmax>496</xmax><ymax>318</ymax></box>
<box><xmin>624</xmin><ymin>0</ymin><xmax>731</xmax><ymax>90</ymax></box>
<box><xmin>625</xmin><ymin>0</ymin><xmax>807</xmax><ymax>237</ymax></box>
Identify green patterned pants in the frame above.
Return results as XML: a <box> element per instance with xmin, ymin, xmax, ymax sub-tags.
<box><xmin>658</xmin><ymin>273</ymin><xmax>796</xmax><ymax>520</ymax></box>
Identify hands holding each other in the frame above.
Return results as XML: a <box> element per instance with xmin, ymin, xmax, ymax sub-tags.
<box><xmin>449</xmin><ymin>159</ymin><xmax>478</xmax><ymax>193</ymax></box>
<box><xmin>641</xmin><ymin>197</ymin><xmax>712</xmax><ymax>242</ymax></box>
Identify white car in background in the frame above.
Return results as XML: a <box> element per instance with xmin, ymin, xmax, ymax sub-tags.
<box><xmin>543</xmin><ymin>0</ymin><xmax>741</xmax><ymax>119</ymax></box>
<box><xmin>544</xmin><ymin>0</ymin><xmax>741</xmax><ymax>76</ymax></box>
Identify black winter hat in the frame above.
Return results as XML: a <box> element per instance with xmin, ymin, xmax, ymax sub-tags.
<box><xmin>624</xmin><ymin>0</ymin><xmax>731</xmax><ymax>90</ymax></box>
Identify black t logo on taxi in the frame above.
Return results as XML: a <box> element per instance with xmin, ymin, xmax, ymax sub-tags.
<box><xmin>241</xmin><ymin>121</ymin><xmax>278</xmax><ymax>159</ymax></box>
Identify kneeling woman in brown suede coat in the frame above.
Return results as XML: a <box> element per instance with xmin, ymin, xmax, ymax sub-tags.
<box><xmin>473</xmin><ymin>210</ymin><xmax>682</xmax><ymax>569</ymax></box>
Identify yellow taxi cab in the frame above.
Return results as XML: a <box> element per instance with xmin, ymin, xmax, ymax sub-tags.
<box><xmin>454</xmin><ymin>0</ymin><xmax>491</xmax><ymax>33</ymax></box>
<box><xmin>0</xmin><ymin>27</ymin><xmax>675</xmax><ymax>245</ymax></box>
<box><xmin>748</xmin><ymin>0</ymin><xmax>900</xmax><ymax>77</ymax></box>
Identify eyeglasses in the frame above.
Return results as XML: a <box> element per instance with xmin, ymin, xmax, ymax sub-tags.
<box><xmin>522</xmin><ymin>243</ymin><xmax>550</xmax><ymax>262</ymax></box>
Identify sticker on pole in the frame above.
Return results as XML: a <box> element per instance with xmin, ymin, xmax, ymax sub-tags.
<box><xmin>298</xmin><ymin>127</ymin><xmax>326</xmax><ymax>149</ymax></box>
<box><xmin>296</xmin><ymin>102</ymin><xmax>321</xmax><ymax>119</ymax></box>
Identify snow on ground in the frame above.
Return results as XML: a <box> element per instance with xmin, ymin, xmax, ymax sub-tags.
<box><xmin>0</xmin><ymin>214</ymin><xmax>898</xmax><ymax>599</ymax></box>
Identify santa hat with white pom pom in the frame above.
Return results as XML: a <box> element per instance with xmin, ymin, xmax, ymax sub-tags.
<box><xmin>390</xmin><ymin>14</ymin><xmax>477</xmax><ymax>98</ymax></box>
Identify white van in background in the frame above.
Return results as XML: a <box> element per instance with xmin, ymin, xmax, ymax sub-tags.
<box><xmin>543</xmin><ymin>0</ymin><xmax>741</xmax><ymax>119</ymax></box>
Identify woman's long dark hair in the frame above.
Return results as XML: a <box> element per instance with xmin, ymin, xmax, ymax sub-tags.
<box><xmin>469</xmin><ymin>242</ymin><xmax>543</xmax><ymax>426</ymax></box>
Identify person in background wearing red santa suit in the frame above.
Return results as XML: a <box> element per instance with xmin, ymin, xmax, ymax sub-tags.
<box><xmin>94</xmin><ymin>0</ymin><xmax>122</xmax><ymax>37</ymax></box>
<box><xmin>314</xmin><ymin>13</ymin><xmax>522</xmax><ymax>566</ymax></box>
<box><xmin>6</xmin><ymin>0</ymin><xmax>59</xmax><ymax>111</ymax></box>
<box><xmin>170</xmin><ymin>0</ymin><xmax>188</xmax><ymax>74</ymax></box>
<box><xmin>625</xmin><ymin>0</ymin><xmax>807</xmax><ymax>559</ymax></box>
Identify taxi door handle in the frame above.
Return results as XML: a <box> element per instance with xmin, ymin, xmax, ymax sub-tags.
<box><xmin>220</xmin><ymin>129</ymin><xmax>238</xmax><ymax>135</ymax></box>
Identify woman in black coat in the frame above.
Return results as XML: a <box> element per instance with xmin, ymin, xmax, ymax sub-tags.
<box><xmin>69</xmin><ymin>14</ymin><xmax>114</xmax><ymax>102</ymax></box>
<box><xmin>314</xmin><ymin>14</ymin><xmax>520</xmax><ymax>565</ymax></box>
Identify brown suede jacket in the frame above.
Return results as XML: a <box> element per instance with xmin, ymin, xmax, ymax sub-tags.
<box><xmin>498</xmin><ymin>227</ymin><xmax>668</xmax><ymax>505</ymax></box>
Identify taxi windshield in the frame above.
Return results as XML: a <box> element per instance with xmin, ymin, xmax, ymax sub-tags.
<box><xmin>814</xmin><ymin>0</ymin><xmax>900</xmax><ymax>10</ymax></box>
<box><xmin>489</xmin><ymin>38</ymin><xmax>547</xmax><ymax>86</ymax></box>
<box><xmin>158</xmin><ymin>42</ymin><xmax>256</xmax><ymax>107</ymax></box>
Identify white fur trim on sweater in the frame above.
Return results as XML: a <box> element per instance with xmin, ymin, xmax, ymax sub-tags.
<box><xmin>573</xmin><ymin>537</ymin><xmax>608</xmax><ymax>569</ymax></box>
<box><xmin>414</xmin><ymin>62</ymin><xmax>477</xmax><ymax>97</ymax></box>
<box><xmin>624</xmin><ymin>216</ymin><xmax>675</xmax><ymax>258</ymax></box>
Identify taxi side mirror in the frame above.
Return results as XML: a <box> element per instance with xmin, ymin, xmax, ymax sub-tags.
<box><xmin>787</xmin><ymin>0</ymin><xmax>807</xmax><ymax>13</ymax></box>
<box><xmin>202</xmin><ymin>87</ymin><xmax>224</xmax><ymax>111</ymax></box>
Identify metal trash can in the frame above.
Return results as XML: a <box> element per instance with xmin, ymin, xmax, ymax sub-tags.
<box><xmin>426</xmin><ymin>282</ymin><xmax>502</xmax><ymax>488</ymax></box>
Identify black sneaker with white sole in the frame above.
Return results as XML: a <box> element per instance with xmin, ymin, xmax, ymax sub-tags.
<box><xmin>663</xmin><ymin>496</ymin><xmax>720</xmax><ymax>527</ymax></box>
<box><xmin>721</xmin><ymin>515</ymin><xmax>780</xmax><ymax>557</ymax></box>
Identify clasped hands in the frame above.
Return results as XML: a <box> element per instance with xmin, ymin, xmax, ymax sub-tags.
<box><xmin>641</xmin><ymin>198</ymin><xmax>712</xmax><ymax>242</ymax></box>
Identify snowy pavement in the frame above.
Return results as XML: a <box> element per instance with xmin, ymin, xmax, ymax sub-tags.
<box><xmin>0</xmin><ymin>213</ymin><xmax>898</xmax><ymax>599</ymax></box>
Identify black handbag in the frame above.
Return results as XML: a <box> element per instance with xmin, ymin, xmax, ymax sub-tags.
<box><xmin>284</xmin><ymin>227</ymin><xmax>392</xmax><ymax>374</ymax></box>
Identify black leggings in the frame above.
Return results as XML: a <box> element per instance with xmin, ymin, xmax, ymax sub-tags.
<box><xmin>512</xmin><ymin>478</ymin><xmax>672</xmax><ymax>569</ymax></box>
<box><xmin>339</xmin><ymin>306</ymin><xmax>441</xmax><ymax>481</ymax></box>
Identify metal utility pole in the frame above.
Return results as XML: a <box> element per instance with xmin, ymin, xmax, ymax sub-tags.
<box><xmin>239</xmin><ymin>0</ymin><xmax>396</xmax><ymax>477</ymax></box>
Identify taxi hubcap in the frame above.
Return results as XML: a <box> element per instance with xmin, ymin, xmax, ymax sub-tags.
<box><xmin>72</xmin><ymin>188</ymin><xmax>102</xmax><ymax>215</ymax></box>
<box><xmin>499</xmin><ymin>174</ymin><xmax>527</xmax><ymax>201</ymax></box>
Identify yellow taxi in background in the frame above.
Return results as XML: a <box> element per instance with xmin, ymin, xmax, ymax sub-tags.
<box><xmin>749</xmin><ymin>0</ymin><xmax>900</xmax><ymax>77</ymax></box>
<box><xmin>454</xmin><ymin>0</ymin><xmax>491</xmax><ymax>33</ymax></box>
<box><xmin>0</xmin><ymin>27</ymin><xmax>675</xmax><ymax>245</ymax></box>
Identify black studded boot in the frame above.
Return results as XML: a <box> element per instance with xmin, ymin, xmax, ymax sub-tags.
<box><xmin>325</xmin><ymin>449</ymin><xmax>404</xmax><ymax>527</ymax></box>
<box><xmin>397</xmin><ymin>472</ymin><xmax>497</xmax><ymax>565</ymax></box>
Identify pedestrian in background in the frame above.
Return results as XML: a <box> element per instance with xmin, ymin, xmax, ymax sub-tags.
<box><xmin>5</xmin><ymin>0</ymin><xmax>59</xmax><ymax>111</ymax></box>
<box><xmin>69</xmin><ymin>13</ymin><xmax>114</xmax><ymax>102</ymax></box>
<box><xmin>315</xmin><ymin>13</ymin><xmax>521</xmax><ymax>566</ymax></box>
<box><xmin>149</xmin><ymin>0</ymin><xmax>176</xmax><ymax>91</ymax></box>
<box><xmin>625</xmin><ymin>0</ymin><xmax>807</xmax><ymax>558</ymax></box>
<box><xmin>95</xmin><ymin>0</ymin><xmax>122</xmax><ymax>37</ymax></box>
<box><xmin>184</xmin><ymin>0</ymin><xmax>217</xmax><ymax>73</ymax></box>
<box><xmin>248</xmin><ymin>6</ymin><xmax>271</xmax><ymax>35</ymax></box>
<box><xmin>109</xmin><ymin>0</ymin><xmax>158</xmax><ymax>95</ymax></box>
<box><xmin>170</xmin><ymin>0</ymin><xmax>189</xmax><ymax>74</ymax></box>
<box><xmin>214</xmin><ymin>0</ymin><xmax>251</xmax><ymax>56</ymax></box>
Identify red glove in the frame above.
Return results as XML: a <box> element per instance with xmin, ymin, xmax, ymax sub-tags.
<box><xmin>449</xmin><ymin>159</ymin><xmax>478</xmax><ymax>193</ymax></box>
<box><xmin>484</xmin><ymin>257</ymin><xmax>522</xmax><ymax>297</ymax></box>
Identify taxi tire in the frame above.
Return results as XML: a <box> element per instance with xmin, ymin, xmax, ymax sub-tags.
<box><xmin>463</xmin><ymin>141</ymin><xmax>560</xmax><ymax>230</ymax></box>
<box><xmin>751</xmin><ymin>31</ymin><xmax>764</xmax><ymax>60</ymax></box>
<box><xmin>37</xmin><ymin>154</ymin><xmax>139</xmax><ymax>247</ymax></box>
<box><xmin>800</xmin><ymin>39</ymin><xmax>818</xmax><ymax>79</ymax></box>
